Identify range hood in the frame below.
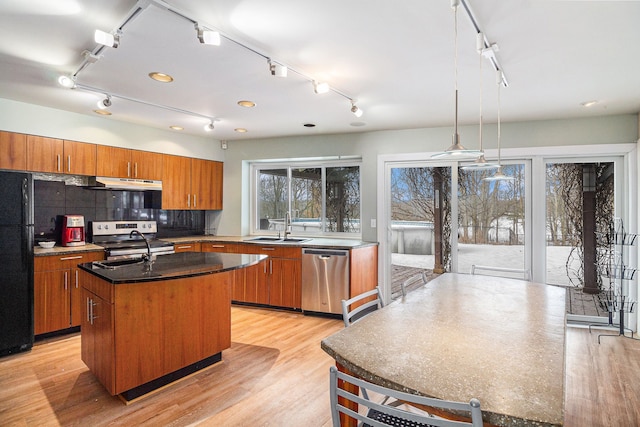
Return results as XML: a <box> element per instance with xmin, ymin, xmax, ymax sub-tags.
<box><xmin>86</xmin><ymin>176</ymin><xmax>163</xmax><ymax>191</ymax></box>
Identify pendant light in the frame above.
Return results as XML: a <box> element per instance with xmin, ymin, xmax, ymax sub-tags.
<box><xmin>462</xmin><ymin>33</ymin><xmax>499</xmax><ymax>171</ymax></box>
<box><xmin>484</xmin><ymin>70</ymin><xmax>514</xmax><ymax>181</ymax></box>
<box><xmin>432</xmin><ymin>0</ymin><xmax>482</xmax><ymax>159</ymax></box>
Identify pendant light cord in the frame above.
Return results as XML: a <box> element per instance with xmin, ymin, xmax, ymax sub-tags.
<box><xmin>453</xmin><ymin>1</ymin><xmax>459</xmax><ymax>136</ymax></box>
<box><xmin>497</xmin><ymin>71</ymin><xmax>502</xmax><ymax>166</ymax></box>
<box><xmin>478</xmin><ymin>41</ymin><xmax>483</xmax><ymax>152</ymax></box>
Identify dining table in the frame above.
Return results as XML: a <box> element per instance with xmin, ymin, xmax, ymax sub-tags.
<box><xmin>321</xmin><ymin>273</ymin><xmax>567</xmax><ymax>427</ymax></box>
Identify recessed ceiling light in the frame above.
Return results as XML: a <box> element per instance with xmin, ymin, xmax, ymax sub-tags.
<box><xmin>303</xmin><ymin>123</ymin><xmax>316</xmax><ymax>128</ymax></box>
<box><xmin>169</xmin><ymin>125</ymin><xmax>183</xmax><ymax>131</ymax></box>
<box><xmin>234</xmin><ymin>128</ymin><xmax>247</xmax><ymax>133</ymax></box>
<box><xmin>93</xmin><ymin>109</ymin><xmax>112</xmax><ymax>116</ymax></box>
<box><xmin>149</xmin><ymin>72</ymin><xmax>174</xmax><ymax>83</ymax></box>
<box><xmin>581</xmin><ymin>100</ymin><xmax>598</xmax><ymax>107</ymax></box>
<box><xmin>237</xmin><ymin>100</ymin><xmax>256</xmax><ymax>108</ymax></box>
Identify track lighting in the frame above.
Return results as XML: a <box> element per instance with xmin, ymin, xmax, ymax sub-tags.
<box><xmin>58</xmin><ymin>75</ymin><xmax>76</xmax><ymax>88</ymax></box>
<box><xmin>268</xmin><ymin>59</ymin><xmax>287</xmax><ymax>77</ymax></box>
<box><xmin>82</xmin><ymin>50</ymin><xmax>101</xmax><ymax>64</ymax></box>
<box><xmin>350</xmin><ymin>102</ymin><xmax>363</xmax><ymax>118</ymax></box>
<box><xmin>204</xmin><ymin>122</ymin><xmax>215</xmax><ymax>131</ymax></box>
<box><xmin>94</xmin><ymin>29</ymin><xmax>120</xmax><ymax>48</ymax></box>
<box><xmin>97</xmin><ymin>95</ymin><xmax>111</xmax><ymax>110</ymax></box>
<box><xmin>196</xmin><ymin>26</ymin><xmax>220</xmax><ymax>46</ymax></box>
<box><xmin>313</xmin><ymin>81</ymin><xmax>329</xmax><ymax>94</ymax></box>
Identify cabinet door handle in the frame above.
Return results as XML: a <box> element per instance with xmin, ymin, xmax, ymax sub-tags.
<box><xmin>60</xmin><ymin>255</ymin><xmax>83</xmax><ymax>261</ymax></box>
<box><xmin>261</xmin><ymin>247</ymin><xmax>275</xmax><ymax>251</ymax></box>
<box><xmin>67</xmin><ymin>155</ymin><xmax>71</xmax><ymax>172</ymax></box>
<box><xmin>269</xmin><ymin>259</ymin><xmax>273</xmax><ymax>275</ymax></box>
<box><xmin>86</xmin><ymin>297</ymin><xmax>91</xmax><ymax>323</ymax></box>
<box><xmin>177</xmin><ymin>245</ymin><xmax>192</xmax><ymax>249</ymax></box>
<box><xmin>134</xmin><ymin>162</ymin><xmax>138</xmax><ymax>178</ymax></box>
<box><xmin>64</xmin><ymin>271</ymin><xmax>68</xmax><ymax>290</ymax></box>
<box><xmin>187</xmin><ymin>194</ymin><xmax>190</xmax><ymax>208</ymax></box>
<box><xmin>56</xmin><ymin>154</ymin><xmax>61</xmax><ymax>172</ymax></box>
<box><xmin>75</xmin><ymin>270</ymin><xmax>79</xmax><ymax>288</ymax></box>
<box><xmin>127</xmin><ymin>161</ymin><xmax>131</xmax><ymax>177</ymax></box>
<box><xmin>193</xmin><ymin>194</ymin><xmax>197</xmax><ymax>208</ymax></box>
<box><xmin>209</xmin><ymin>245</ymin><xmax>225</xmax><ymax>248</ymax></box>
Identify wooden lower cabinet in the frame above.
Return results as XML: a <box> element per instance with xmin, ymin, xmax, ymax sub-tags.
<box><xmin>201</xmin><ymin>242</ymin><xmax>301</xmax><ymax>309</ymax></box>
<box><xmin>34</xmin><ymin>251</ymin><xmax>104</xmax><ymax>335</ymax></box>
<box><xmin>80</xmin><ymin>269</ymin><xmax>232</xmax><ymax>396</ymax></box>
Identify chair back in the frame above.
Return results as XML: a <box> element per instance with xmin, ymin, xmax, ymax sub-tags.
<box><xmin>395</xmin><ymin>271</ymin><xmax>428</xmax><ymax>299</ymax></box>
<box><xmin>341</xmin><ymin>287</ymin><xmax>384</xmax><ymax>327</ymax></box>
<box><xmin>330</xmin><ymin>366</ymin><xmax>483</xmax><ymax>427</ymax></box>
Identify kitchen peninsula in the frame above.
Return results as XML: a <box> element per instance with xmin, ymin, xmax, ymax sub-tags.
<box><xmin>77</xmin><ymin>251</ymin><xmax>266</xmax><ymax>401</ymax></box>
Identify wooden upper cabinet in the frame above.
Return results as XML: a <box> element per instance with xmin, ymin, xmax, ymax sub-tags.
<box><xmin>0</xmin><ymin>131</ymin><xmax>27</xmax><ymax>171</ymax></box>
<box><xmin>162</xmin><ymin>155</ymin><xmax>223</xmax><ymax>210</ymax></box>
<box><xmin>192</xmin><ymin>159</ymin><xmax>223</xmax><ymax>210</ymax></box>
<box><xmin>131</xmin><ymin>150</ymin><xmax>162</xmax><ymax>180</ymax></box>
<box><xmin>26</xmin><ymin>135</ymin><xmax>64</xmax><ymax>173</ymax></box>
<box><xmin>26</xmin><ymin>136</ymin><xmax>95</xmax><ymax>175</ymax></box>
<box><xmin>162</xmin><ymin>154</ymin><xmax>192</xmax><ymax>209</ymax></box>
<box><xmin>96</xmin><ymin>146</ymin><xmax>130</xmax><ymax>178</ymax></box>
<box><xmin>96</xmin><ymin>147</ymin><xmax>163</xmax><ymax>180</ymax></box>
<box><xmin>63</xmin><ymin>140</ymin><xmax>96</xmax><ymax>176</ymax></box>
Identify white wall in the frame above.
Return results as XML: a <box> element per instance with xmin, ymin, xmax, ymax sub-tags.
<box><xmin>220</xmin><ymin>114</ymin><xmax>639</xmax><ymax>241</ymax></box>
<box><xmin>0</xmin><ymin>97</ymin><xmax>224</xmax><ymax>160</ymax></box>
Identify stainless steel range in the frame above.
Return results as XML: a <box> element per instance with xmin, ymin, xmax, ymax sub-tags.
<box><xmin>91</xmin><ymin>220</ymin><xmax>174</xmax><ymax>260</ymax></box>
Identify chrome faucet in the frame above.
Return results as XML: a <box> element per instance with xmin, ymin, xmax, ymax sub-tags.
<box><xmin>130</xmin><ymin>230</ymin><xmax>152</xmax><ymax>263</ymax></box>
<box><xmin>284</xmin><ymin>211</ymin><xmax>292</xmax><ymax>239</ymax></box>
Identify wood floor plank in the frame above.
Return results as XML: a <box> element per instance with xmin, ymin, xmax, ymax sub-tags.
<box><xmin>1</xmin><ymin>307</ymin><xmax>639</xmax><ymax>426</ymax></box>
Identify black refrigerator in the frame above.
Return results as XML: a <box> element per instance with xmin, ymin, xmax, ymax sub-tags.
<box><xmin>0</xmin><ymin>171</ymin><xmax>34</xmax><ymax>356</ymax></box>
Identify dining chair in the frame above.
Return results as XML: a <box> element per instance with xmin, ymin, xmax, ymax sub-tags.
<box><xmin>330</xmin><ymin>366</ymin><xmax>483</xmax><ymax>427</ymax></box>
<box><xmin>394</xmin><ymin>271</ymin><xmax>428</xmax><ymax>299</ymax></box>
<box><xmin>341</xmin><ymin>287</ymin><xmax>384</xmax><ymax>328</ymax></box>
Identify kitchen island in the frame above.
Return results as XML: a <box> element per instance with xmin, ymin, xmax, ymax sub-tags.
<box><xmin>77</xmin><ymin>252</ymin><xmax>266</xmax><ymax>401</ymax></box>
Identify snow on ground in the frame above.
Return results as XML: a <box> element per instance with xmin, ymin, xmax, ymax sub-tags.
<box><xmin>392</xmin><ymin>244</ymin><xmax>579</xmax><ymax>286</ymax></box>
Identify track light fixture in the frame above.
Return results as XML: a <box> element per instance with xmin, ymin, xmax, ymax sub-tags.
<box><xmin>94</xmin><ymin>29</ymin><xmax>120</xmax><ymax>48</ymax></box>
<box><xmin>484</xmin><ymin>70</ymin><xmax>514</xmax><ymax>182</ymax></box>
<box><xmin>196</xmin><ymin>25</ymin><xmax>221</xmax><ymax>46</ymax></box>
<box><xmin>268</xmin><ymin>59</ymin><xmax>288</xmax><ymax>77</ymax></box>
<box><xmin>97</xmin><ymin>95</ymin><xmax>112</xmax><ymax>110</ymax></box>
<box><xmin>313</xmin><ymin>81</ymin><xmax>330</xmax><ymax>94</ymax></box>
<box><xmin>204</xmin><ymin>122</ymin><xmax>215</xmax><ymax>131</ymax></box>
<box><xmin>58</xmin><ymin>75</ymin><xmax>76</xmax><ymax>89</ymax></box>
<box><xmin>350</xmin><ymin>102</ymin><xmax>363</xmax><ymax>118</ymax></box>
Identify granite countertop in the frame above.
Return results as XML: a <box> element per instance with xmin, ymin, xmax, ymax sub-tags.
<box><xmin>34</xmin><ymin>235</ymin><xmax>377</xmax><ymax>257</ymax></box>
<box><xmin>321</xmin><ymin>273</ymin><xmax>567</xmax><ymax>427</ymax></box>
<box><xmin>166</xmin><ymin>235</ymin><xmax>377</xmax><ymax>249</ymax></box>
<box><xmin>34</xmin><ymin>243</ymin><xmax>105</xmax><ymax>257</ymax></box>
<box><xmin>78</xmin><ymin>252</ymin><xmax>266</xmax><ymax>284</ymax></box>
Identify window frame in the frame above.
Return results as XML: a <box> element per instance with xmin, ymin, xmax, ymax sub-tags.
<box><xmin>250</xmin><ymin>159</ymin><xmax>363</xmax><ymax>238</ymax></box>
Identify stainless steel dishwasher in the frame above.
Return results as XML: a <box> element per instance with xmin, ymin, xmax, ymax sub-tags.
<box><xmin>301</xmin><ymin>248</ymin><xmax>350</xmax><ymax>314</ymax></box>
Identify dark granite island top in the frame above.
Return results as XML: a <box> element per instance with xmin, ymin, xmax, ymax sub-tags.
<box><xmin>78</xmin><ymin>252</ymin><xmax>267</xmax><ymax>284</ymax></box>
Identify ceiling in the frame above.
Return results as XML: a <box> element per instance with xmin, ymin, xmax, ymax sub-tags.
<box><xmin>0</xmin><ymin>0</ymin><xmax>639</xmax><ymax>142</ymax></box>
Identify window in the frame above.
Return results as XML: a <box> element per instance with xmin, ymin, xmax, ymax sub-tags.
<box><xmin>252</xmin><ymin>161</ymin><xmax>361</xmax><ymax>237</ymax></box>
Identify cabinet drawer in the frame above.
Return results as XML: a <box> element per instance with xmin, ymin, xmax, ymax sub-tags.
<box><xmin>201</xmin><ymin>242</ymin><xmax>245</xmax><ymax>253</ymax></box>
<box><xmin>174</xmin><ymin>242</ymin><xmax>202</xmax><ymax>252</ymax></box>
<box><xmin>35</xmin><ymin>251</ymin><xmax>104</xmax><ymax>271</ymax></box>
<box><xmin>245</xmin><ymin>244</ymin><xmax>302</xmax><ymax>258</ymax></box>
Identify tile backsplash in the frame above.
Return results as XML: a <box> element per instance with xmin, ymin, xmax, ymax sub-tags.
<box><xmin>34</xmin><ymin>180</ymin><xmax>204</xmax><ymax>242</ymax></box>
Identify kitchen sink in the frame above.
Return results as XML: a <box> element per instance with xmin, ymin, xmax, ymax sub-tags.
<box><xmin>246</xmin><ymin>236</ymin><xmax>311</xmax><ymax>244</ymax></box>
<box><xmin>93</xmin><ymin>259</ymin><xmax>145</xmax><ymax>269</ymax></box>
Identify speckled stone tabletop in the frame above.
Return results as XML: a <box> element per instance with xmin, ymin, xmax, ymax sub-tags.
<box><xmin>321</xmin><ymin>273</ymin><xmax>566</xmax><ymax>427</ymax></box>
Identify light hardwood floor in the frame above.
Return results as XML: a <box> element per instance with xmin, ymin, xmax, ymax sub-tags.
<box><xmin>0</xmin><ymin>307</ymin><xmax>639</xmax><ymax>426</ymax></box>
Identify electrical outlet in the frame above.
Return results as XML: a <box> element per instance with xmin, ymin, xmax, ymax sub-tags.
<box><xmin>370</xmin><ymin>219</ymin><xmax>376</xmax><ymax>228</ymax></box>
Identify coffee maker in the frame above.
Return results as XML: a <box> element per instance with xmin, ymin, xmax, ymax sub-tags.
<box><xmin>61</xmin><ymin>215</ymin><xmax>85</xmax><ymax>247</ymax></box>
